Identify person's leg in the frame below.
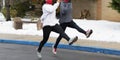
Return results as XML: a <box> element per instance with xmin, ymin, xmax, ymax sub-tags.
<box><xmin>52</xmin><ymin>24</ymin><xmax>78</xmax><ymax>54</ymax></box>
<box><xmin>68</xmin><ymin>20</ymin><xmax>86</xmax><ymax>35</ymax></box>
<box><xmin>54</xmin><ymin>23</ymin><xmax>67</xmax><ymax>48</ymax></box>
<box><xmin>37</xmin><ymin>26</ymin><xmax>52</xmax><ymax>52</ymax></box>
<box><xmin>53</xmin><ymin>24</ymin><xmax>78</xmax><ymax>45</ymax></box>
<box><xmin>68</xmin><ymin>20</ymin><xmax>93</xmax><ymax>38</ymax></box>
<box><xmin>53</xmin><ymin>24</ymin><xmax>70</xmax><ymax>40</ymax></box>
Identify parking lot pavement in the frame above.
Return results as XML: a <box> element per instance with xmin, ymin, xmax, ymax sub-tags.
<box><xmin>0</xmin><ymin>43</ymin><xmax>120</xmax><ymax>60</ymax></box>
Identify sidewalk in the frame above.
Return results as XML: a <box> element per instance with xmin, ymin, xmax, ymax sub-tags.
<box><xmin>0</xmin><ymin>33</ymin><xmax>120</xmax><ymax>50</ymax></box>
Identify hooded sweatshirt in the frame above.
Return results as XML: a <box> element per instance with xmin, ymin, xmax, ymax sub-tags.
<box><xmin>59</xmin><ymin>0</ymin><xmax>73</xmax><ymax>23</ymax></box>
<box><xmin>40</xmin><ymin>0</ymin><xmax>60</xmax><ymax>27</ymax></box>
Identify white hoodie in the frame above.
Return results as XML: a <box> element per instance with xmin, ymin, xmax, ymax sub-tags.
<box><xmin>40</xmin><ymin>2</ymin><xmax>60</xmax><ymax>27</ymax></box>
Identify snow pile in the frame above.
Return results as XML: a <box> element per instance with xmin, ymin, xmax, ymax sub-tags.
<box><xmin>0</xmin><ymin>19</ymin><xmax>120</xmax><ymax>43</ymax></box>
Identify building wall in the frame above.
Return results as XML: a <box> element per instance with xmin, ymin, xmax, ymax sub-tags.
<box><xmin>72</xmin><ymin>0</ymin><xmax>120</xmax><ymax>22</ymax></box>
<box><xmin>96</xmin><ymin>0</ymin><xmax>102</xmax><ymax>20</ymax></box>
<box><xmin>72</xmin><ymin>0</ymin><xmax>97</xmax><ymax>20</ymax></box>
<box><xmin>101</xmin><ymin>0</ymin><xmax>120</xmax><ymax>22</ymax></box>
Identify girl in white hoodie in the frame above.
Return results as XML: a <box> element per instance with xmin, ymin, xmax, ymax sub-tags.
<box><xmin>37</xmin><ymin>0</ymin><xmax>78</xmax><ymax>58</ymax></box>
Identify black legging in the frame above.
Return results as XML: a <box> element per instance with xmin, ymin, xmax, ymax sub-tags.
<box><xmin>54</xmin><ymin>20</ymin><xmax>86</xmax><ymax>48</ymax></box>
<box><xmin>38</xmin><ymin>24</ymin><xmax>70</xmax><ymax>52</ymax></box>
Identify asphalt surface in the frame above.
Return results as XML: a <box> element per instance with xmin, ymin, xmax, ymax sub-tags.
<box><xmin>0</xmin><ymin>43</ymin><xmax>120</xmax><ymax>60</ymax></box>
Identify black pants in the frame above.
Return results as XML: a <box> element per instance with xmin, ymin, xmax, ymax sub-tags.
<box><xmin>54</xmin><ymin>20</ymin><xmax>86</xmax><ymax>48</ymax></box>
<box><xmin>38</xmin><ymin>24</ymin><xmax>70</xmax><ymax>52</ymax></box>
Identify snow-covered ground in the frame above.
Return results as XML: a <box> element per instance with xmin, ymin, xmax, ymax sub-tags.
<box><xmin>0</xmin><ymin>12</ymin><xmax>120</xmax><ymax>43</ymax></box>
<box><xmin>0</xmin><ymin>19</ymin><xmax>120</xmax><ymax>43</ymax></box>
<box><xmin>0</xmin><ymin>13</ymin><xmax>6</xmax><ymax>22</ymax></box>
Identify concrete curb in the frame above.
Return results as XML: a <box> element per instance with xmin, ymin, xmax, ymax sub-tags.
<box><xmin>0</xmin><ymin>39</ymin><xmax>120</xmax><ymax>56</ymax></box>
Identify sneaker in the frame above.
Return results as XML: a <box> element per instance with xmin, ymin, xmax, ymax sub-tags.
<box><xmin>37</xmin><ymin>51</ymin><xmax>42</xmax><ymax>58</ymax></box>
<box><xmin>52</xmin><ymin>45</ymin><xmax>57</xmax><ymax>54</ymax></box>
<box><xmin>69</xmin><ymin>36</ymin><xmax>78</xmax><ymax>45</ymax></box>
<box><xmin>86</xmin><ymin>29</ymin><xmax>93</xmax><ymax>38</ymax></box>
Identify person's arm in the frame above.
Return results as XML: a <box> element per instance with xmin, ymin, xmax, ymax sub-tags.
<box><xmin>45</xmin><ymin>0</ymin><xmax>61</xmax><ymax>13</ymax></box>
<box><xmin>37</xmin><ymin>19</ymin><xmax>43</xmax><ymax>28</ymax></box>
<box><xmin>40</xmin><ymin>14</ymin><xmax>45</xmax><ymax>23</ymax></box>
<box><xmin>39</xmin><ymin>15</ymin><xmax>44</xmax><ymax>28</ymax></box>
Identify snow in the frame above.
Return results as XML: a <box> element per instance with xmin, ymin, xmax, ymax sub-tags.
<box><xmin>0</xmin><ymin>13</ymin><xmax>6</xmax><ymax>22</ymax></box>
<box><xmin>0</xmin><ymin>18</ymin><xmax>120</xmax><ymax>43</ymax></box>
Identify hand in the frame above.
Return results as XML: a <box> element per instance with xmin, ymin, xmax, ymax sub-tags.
<box><xmin>40</xmin><ymin>23</ymin><xmax>43</xmax><ymax>28</ymax></box>
<box><xmin>57</xmin><ymin>0</ymin><xmax>61</xmax><ymax>3</ymax></box>
<box><xmin>37</xmin><ymin>20</ymin><xmax>43</xmax><ymax>30</ymax></box>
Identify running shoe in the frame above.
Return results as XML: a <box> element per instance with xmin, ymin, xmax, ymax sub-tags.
<box><xmin>52</xmin><ymin>45</ymin><xmax>57</xmax><ymax>54</ymax></box>
<box><xmin>86</xmin><ymin>29</ymin><xmax>93</xmax><ymax>38</ymax></box>
<box><xmin>69</xmin><ymin>36</ymin><xmax>78</xmax><ymax>45</ymax></box>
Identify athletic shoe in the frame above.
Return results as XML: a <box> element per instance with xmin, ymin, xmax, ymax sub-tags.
<box><xmin>37</xmin><ymin>50</ymin><xmax>42</xmax><ymax>58</ymax></box>
<box><xmin>86</xmin><ymin>29</ymin><xmax>93</xmax><ymax>38</ymax></box>
<box><xmin>52</xmin><ymin>45</ymin><xmax>57</xmax><ymax>54</ymax></box>
<box><xmin>69</xmin><ymin>36</ymin><xmax>78</xmax><ymax>45</ymax></box>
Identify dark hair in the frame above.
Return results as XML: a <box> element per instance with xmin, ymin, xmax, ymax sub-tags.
<box><xmin>42</xmin><ymin>0</ymin><xmax>46</xmax><ymax>5</ymax></box>
<box><xmin>63</xmin><ymin>0</ymin><xmax>71</xmax><ymax>2</ymax></box>
<box><xmin>69</xmin><ymin>0</ymin><xmax>71</xmax><ymax>2</ymax></box>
